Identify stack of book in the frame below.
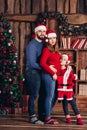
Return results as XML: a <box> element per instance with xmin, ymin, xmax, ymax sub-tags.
<box><xmin>79</xmin><ymin>84</ymin><xmax>87</xmax><ymax>95</ymax></box>
<box><xmin>80</xmin><ymin>69</ymin><xmax>86</xmax><ymax>80</ymax></box>
<box><xmin>79</xmin><ymin>68</ymin><xmax>87</xmax><ymax>95</ymax></box>
<box><xmin>61</xmin><ymin>37</ymin><xmax>87</xmax><ymax>49</ymax></box>
<box><xmin>61</xmin><ymin>36</ymin><xmax>71</xmax><ymax>49</ymax></box>
<box><xmin>70</xmin><ymin>38</ymin><xmax>87</xmax><ymax>49</ymax></box>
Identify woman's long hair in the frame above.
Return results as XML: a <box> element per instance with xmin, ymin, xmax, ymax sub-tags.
<box><xmin>46</xmin><ymin>39</ymin><xmax>59</xmax><ymax>53</ymax></box>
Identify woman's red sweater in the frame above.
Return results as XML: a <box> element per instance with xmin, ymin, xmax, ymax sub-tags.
<box><xmin>40</xmin><ymin>48</ymin><xmax>61</xmax><ymax>76</ymax></box>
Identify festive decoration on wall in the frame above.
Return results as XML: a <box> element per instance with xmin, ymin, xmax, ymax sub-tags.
<box><xmin>37</xmin><ymin>12</ymin><xmax>68</xmax><ymax>25</ymax></box>
<box><xmin>0</xmin><ymin>13</ymin><xmax>24</xmax><ymax>115</ymax></box>
<box><xmin>59</xmin><ymin>23</ymin><xmax>87</xmax><ymax>36</ymax></box>
<box><xmin>37</xmin><ymin>12</ymin><xmax>87</xmax><ymax>36</ymax></box>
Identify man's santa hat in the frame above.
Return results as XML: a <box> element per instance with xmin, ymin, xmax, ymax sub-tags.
<box><xmin>62</xmin><ymin>54</ymin><xmax>72</xmax><ymax>64</ymax></box>
<box><xmin>34</xmin><ymin>24</ymin><xmax>47</xmax><ymax>33</ymax></box>
<box><xmin>46</xmin><ymin>30</ymin><xmax>57</xmax><ymax>38</ymax></box>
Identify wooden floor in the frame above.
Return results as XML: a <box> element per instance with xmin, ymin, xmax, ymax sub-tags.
<box><xmin>0</xmin><ymin>112</ymin><xmax>87</xmax><ymax>130</ymax></box>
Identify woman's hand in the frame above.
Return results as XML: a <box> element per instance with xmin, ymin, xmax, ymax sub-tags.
<box><xmin>49</xmin><ymin>65</ymin><xmax>57</xmax><ymax>73</ymax></box>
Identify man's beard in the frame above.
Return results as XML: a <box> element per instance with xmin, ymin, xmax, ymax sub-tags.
<box><xmin>37</xmin><ymin>34</ymin><xmax>45</xmax><ymax>40</ymax></box>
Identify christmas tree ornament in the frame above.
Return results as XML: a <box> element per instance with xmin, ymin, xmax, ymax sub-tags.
<box><xmin>0</xmin><ymin>13</ymin><xmax>24</xmax><ymax>115</ymax></box>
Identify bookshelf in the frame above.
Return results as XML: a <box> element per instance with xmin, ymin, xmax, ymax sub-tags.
<box><xmin>42</xmin><ymin>12</ymin><xmax>87</xmax><ymax>111</ymax></box>
<box><xmin>59</xmin><ymin>35</ymin><xmax>87</xmax><ymax>111</ymax></box>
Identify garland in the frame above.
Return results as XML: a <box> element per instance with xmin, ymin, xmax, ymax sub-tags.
<box><xmin>37</xmin><ymin>12</ymin><xmax>87</xmax><ymax>36</ymax></box>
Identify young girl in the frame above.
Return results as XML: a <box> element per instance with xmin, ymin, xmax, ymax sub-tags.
<box><xmin>40</xmin><ymin>30</ymin><xmax>61</xmax><ymax>124</ymax></box>
<box><xmin>57</xmin><ymin>54</ymin><xmax>84</xmax><ymax>125</ymax></box>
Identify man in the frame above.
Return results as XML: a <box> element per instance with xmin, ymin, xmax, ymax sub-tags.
<box><xmin>25</xmin><ymin>24</ymin><xmax>47</xmax><ymax>124</ymax></box>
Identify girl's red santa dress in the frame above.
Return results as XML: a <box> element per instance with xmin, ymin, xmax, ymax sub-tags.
<box><xmin>57</xmin><ymin>53</ymin><xmax>77</xmax><ymax>101</ymax></box>
<box><xmin>57</xmin><ymin>68</ymin><xmax>76</xmax><ymax>101</ymax></box>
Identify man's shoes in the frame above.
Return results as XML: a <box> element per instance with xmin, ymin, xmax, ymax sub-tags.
<box><xmin>29</xmin><ymin>114</ymin><xmax>44</xmax><ymax>124</ymax></box>
<box><xmin>38</xmin><ymin>113</ymin><xmax>45</xmax><ymax>122</ymax></box>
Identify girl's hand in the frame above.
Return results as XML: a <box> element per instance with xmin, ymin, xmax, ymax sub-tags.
<box><xmin>49</xmin><ymin>65</ymin><xmax>57</xmax><ymax>73</ymax></box>
<box><xmin>67</xmin><ymin>65</ymin><xmax>72</xmax><ymax>71</ymax></box>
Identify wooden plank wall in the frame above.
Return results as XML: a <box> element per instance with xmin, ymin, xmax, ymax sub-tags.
<box><xmin>0</xmin><ymin>0</ymin><xmax>87</xmax><ymax>112</ymax></box>
<box><xmin>0</xmin><ymin>0</ymin><xmax>86</xmax><ymax>73</ymax></box>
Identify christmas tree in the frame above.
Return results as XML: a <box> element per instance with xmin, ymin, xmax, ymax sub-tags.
<box><xmin>0</xmin><ymin>13</ymin><xmax>24</xmax><ymax>115</ymax></box>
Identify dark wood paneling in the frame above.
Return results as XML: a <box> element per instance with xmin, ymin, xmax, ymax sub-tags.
<box><xmin>14</xmin><ymin>0</ymin><xmax>20</xmax><ymax>14</ymax></box>
<box><xmin>32</xmin><ymin>0</ymin><xmax>41</xmax><ymax>14</ymax></box>
<box><xmin>57</xmin><ymin>0</ymin><xmax>65</xmax><ymax>13</ymax></box>
<box><xmin>19</xmin><ymin>22</ymin><xmax>25</xmax><ymax>73</ymax></box>
<box><xmin>70</xmin><ymin>0</ymin><xmax>78</xmax><ymax>13</ymax></box>
<box><xmin>47</xmin><ymin>0</ymin><xmax>56</xmax><ymax>12</ymax></box>
<box><xmin>46</xmin><ymin>19</ymin><xmax>58</xmax><ymax>31</ymax></box>
<box><xmin>77</xmin><ymin>0</ymin><xmax>85</xmax><ymax>13</ymax></box>
<box><xmin>25</xmin><ymin>0</ymin><xmax>31</xmax><ymax>14</ymax></box>
<box><xmin>0</xmin><ymin>0</ymin><xmax>5</xmax><ymax>13</ymax></box>
<box><xmin>84</xmin><ymin>0</ymin><xmax>87</xmax><ymax>13</ymax></box>
<box><xmin>21</xmin><ymin>0</ymin><xmax>26</xmax><ymax>14</ymax></box>
<box><xmin>0</xmin><ymin>0</ymin><xmax>87</xmax><ymax>14</ymax></box>
<box><xmin>64</xmin><ymin>0</ymin><xmax>70</xmax><ymax>14</ymax></box>
<box><xmin>6</xmin><ymin>0</ymin><xmax>15</xmax><ymax>14</ymax></box>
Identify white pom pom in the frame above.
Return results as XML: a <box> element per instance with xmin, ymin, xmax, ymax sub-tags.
<box><xmin>45</xmin><ymin>39</ymin><xmax>48</xmax><ymax>42</ymax></box>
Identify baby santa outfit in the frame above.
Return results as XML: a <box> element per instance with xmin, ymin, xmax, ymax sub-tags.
<box><xmin>57</xmin><ymin>54</ymin><xmax>76</xmax><ymax>101</ymax></box>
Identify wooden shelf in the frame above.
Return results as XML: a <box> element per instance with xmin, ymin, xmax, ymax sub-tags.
<box><xmin>4</xmin><ymin>14</ymin><xmax>87</xmax><ymax>24</ymax></box>
<box><xmin>60</xmin><ymin>35</ymin><xmax>87</xmax><ymax>100</ymax></box>
<box><xmin>78</xmin><ymin>80</ymin><xmax>87</xmax><ymax>83</ymax></box>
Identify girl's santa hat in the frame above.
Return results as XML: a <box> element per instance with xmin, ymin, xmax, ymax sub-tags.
<box><xmin>46</xmin><ymin>30</ymin><xmax>57</xmax><ymax>38</ymax></box>
<box><xmin>62</xmin><ymin>54</ymin><xmax>72</xmax><ymax>64</ymax></box>
<box><xmin>34</xmin><ymin>24</ymin><xmax>47</xmax><ymax>32</ymax></box>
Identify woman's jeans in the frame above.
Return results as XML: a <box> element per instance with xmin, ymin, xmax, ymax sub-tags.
<box><xmin>41</xmin><ymin>73</ymin><xmax>56</xmax><ymax>118</ymax></box>
<box><xmin>62</xmin><ymin>96</ymin><xmax>80</xmax><ymax>116</ymax></box>
<box><xmin>25</xmin><ymin>69</ymin><xmax>42</xmax><ymax>116</ymax></box>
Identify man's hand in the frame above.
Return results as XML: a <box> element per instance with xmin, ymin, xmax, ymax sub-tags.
<box><xmin>52</xmin><ymin>73</ymin><xmax>57</xmax><ymax>80</ymax></box>
<box><xmin>49</xmin><ymin>65</ymin><xmax>57</xmax><ymax>73</ymax></box>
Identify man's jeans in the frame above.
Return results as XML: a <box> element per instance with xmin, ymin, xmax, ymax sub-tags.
<box><xmin>25</xmin><ymin>69</ymin><xmax>42</xmax><ymax>116</ymax></box>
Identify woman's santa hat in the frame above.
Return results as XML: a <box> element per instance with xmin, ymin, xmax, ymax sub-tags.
<box><xmin>62</xmin><ymin>54</ymin><xmax>72</xmax><ymax>64</ymax></box>
<box><xmin>46</xmin><ymin>30</ymin><xmax>57</xmax><ymax>38</ymax></box>
<box><xmin>34</xmin><ymin>24</ymin><xmax>47</xmax><ymax>33</ymax></box>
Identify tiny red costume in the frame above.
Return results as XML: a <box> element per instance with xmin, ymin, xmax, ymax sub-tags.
<box><xmin>57</xmin><ymin>68</ymin><xmax>76</xmax><ymax>101</ymax></box>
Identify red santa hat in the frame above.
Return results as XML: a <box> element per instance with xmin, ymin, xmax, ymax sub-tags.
<box><xmin>34</xmin><ymin>24</ymin><xmax>47</xmax><ymax>33</ymax></box>
<box><xmin>46</xmin><ymin>30</ymin><xmax>57</xmax><ymax>38</ymax></box>
<box><xmin>62</xmin><ymin>54</ymin><xmax>72</xmax><ymax>64</ymax></box>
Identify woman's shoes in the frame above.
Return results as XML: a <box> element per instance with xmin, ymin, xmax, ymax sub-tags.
<box><xmin>45</xmin><ymin>117</ymin><xmax>59</xmax><ymax>125</ymax></box>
